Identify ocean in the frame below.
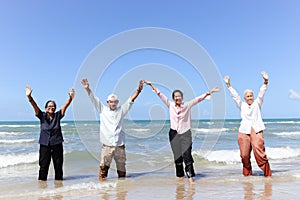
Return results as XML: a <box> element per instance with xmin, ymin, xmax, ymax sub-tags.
<box><xmin>0</xmin><ymin>119</ymin><xmax>300</xmax><ymax>199</ymax></box>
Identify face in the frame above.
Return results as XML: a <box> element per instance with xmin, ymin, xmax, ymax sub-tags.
<box><xmin>46</xmin><ymin>102</ymin><xmax>56</xmax><ymax>114</ymax></box>
<box><xmin>107</xmin><ymin>99</ymin><xmax>119</xmax><ymax>110</ymax></box>
<box><xmin>244</xmin><ymin>91</ymin><xmax>254</xmax><ymax>105</ymax></box>
<box><xmin>173</xmin><ymin>92</ymin><xmax>183</xmax><ymax>105</ymax></box>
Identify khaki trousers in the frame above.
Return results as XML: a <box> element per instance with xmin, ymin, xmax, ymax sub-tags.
<box><xmin>99</xmin><ymin>144</ymin><xmax>126</xmax><ymax>180</ymax></box>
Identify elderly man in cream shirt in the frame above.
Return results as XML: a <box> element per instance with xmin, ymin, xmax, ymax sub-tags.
<box><xmin>81</xmin><ymin>78</ymin><xmax>143</xmax><ymax>180</ymax></box>
<box><xmin>224</xmin><ymin>71</ymin><xmax>271</xmax><ymax>177</ymax></box>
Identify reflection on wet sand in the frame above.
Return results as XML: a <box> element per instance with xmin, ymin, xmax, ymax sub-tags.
<box><xmin>176</xmin><ymin>182</ymin><xmax>195</xmax><ymax>200</ymax></box>
<box><xmin>243</xmin><ymin>180</ymin><xmax>272</xmax><ymax>200</ymax></box>
<box><xmin>98</xmin><ymin>181</ymin><xmax>128</xmax><ymax>200</ymax></box>
<box><xmin>38</xmin><ymin>180</ymin><xmax>63</xmax><ymax>200</ymax></box>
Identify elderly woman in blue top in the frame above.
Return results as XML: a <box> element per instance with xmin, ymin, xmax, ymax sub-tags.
<box><xmin>81</xmin><ymin>78</ymin><xmax>143</xmax><ymax>180</ymax></box>
<box><xmin>26</xmin><ymin>86</ymin><xmax>74</xmax><ymax>181</ymax></box>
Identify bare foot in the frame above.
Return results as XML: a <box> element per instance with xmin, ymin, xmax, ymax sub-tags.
<box><xmin>99</xmin><ymin>177</ymin><xmax>107</xmax><ymax>181</ymax></box>
<box><xmin>188</xmin><ymin>177</ymin><xmax>196</xmax><ymax>184</ymax></box>
<box><xmin>178</xmin><ymin>176</ymin><xmax>185</xmax><ymax>181</ymax></box>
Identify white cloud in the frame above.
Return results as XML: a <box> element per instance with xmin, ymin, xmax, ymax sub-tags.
<box><xmin>289</xmin><ymin>89</ymin><xmax>300</xmax><ymax>100</ymax></box>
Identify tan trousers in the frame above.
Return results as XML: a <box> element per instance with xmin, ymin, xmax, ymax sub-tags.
<box><xmin>238</xmin><ymin>128</ymin><xmax>272</xmax><ymax>176</ymax></box>
<box><xmin>99</xmin><ymin>144</ymin><xmax>126</xmax><ymax>180</ymax></box>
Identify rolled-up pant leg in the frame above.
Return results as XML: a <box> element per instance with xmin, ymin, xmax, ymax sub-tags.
<box><xmin>114</xmin><ymin>145</ymin><xmax>126</xmax><ymax>178</ymax></box>
<box><xmin>169</xmin><ymin>129</ymin><xmax>184</xmax><ymax>177</ymax></box>
<box><xmin>250</xmin><ymin>129</ymin><xmax>272</xmax><ymax>176</ymax></box>
<box><xmin>238</xmin><ymin>133</ymin><xmax>252</xmax><ymax>176</ymax></box>
<box><xmin>99</xmin><ymin>145</ymin><xmax>113</xmax><ymax>180</ymax></box>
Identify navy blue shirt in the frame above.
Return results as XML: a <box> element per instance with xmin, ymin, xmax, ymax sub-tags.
<box><xmin>36</xmin><ymin>110</ymin><xmax>64</xmax><ymax>146</ymax></box>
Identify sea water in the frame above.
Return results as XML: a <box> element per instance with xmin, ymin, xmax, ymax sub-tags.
<box><xmin>0</xmin><ymin>119</ymin><xmax>300</xmax><ymax>199</ymax></box>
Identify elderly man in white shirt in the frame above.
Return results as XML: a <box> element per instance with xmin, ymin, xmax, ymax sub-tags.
<box><xmin>224</xmin><ymin>71</ymin><xmax>271</xmax><ymax>177</ymax></box>
<box><xmin>81</xmin><ymin>78</ymin><xmax>143</xmax><ymax>180</ymax></box>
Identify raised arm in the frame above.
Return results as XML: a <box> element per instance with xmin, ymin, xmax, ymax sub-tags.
<box><xmin>81</xmin><ymin>78</ymin><xmax>91</xmax><ymax>96</ymax></box>
<box><xmin>81</xmin><ymin>78</ymin><xmax>102</xmax><ymax>113</ymax></box>
<box><xmin>261</xmin><ymin>71</ymin><xmax>269</xmax><ymax>85</ymax></box>
<box><xmin>26</xmin><ymin>86</ymin><xmax>41</xmax><ymax>116</ymax></box>
<box><xmin>61</xmin><ymin>88</ymin><xmax>75</xmax><ymax>116</ymax></box>
<box><xmin>188</xmin><ymin>87</ymin><xmax>220</xmax><ymax>107</ymax></box>
<box><xmin>224</xmin><ymin>76</ymin><xmax>231</xmax><ymax>88</ymax></box>
<box><xmin>144</xmin><ymin>80</ymin><xmax>170</xmax><ymax>107</ymax></box>
<box><xmin>223</xmin><ymin>75</ymin><xmax>242</xmax><ymax>108</ymax></box>
<box><xmin>208</xmin><ymin>87</ymin><xmax>220</xmax><ymax>95</ymax></box>
<box><xmin>256</xmin><ymin>71</ymin><xmax>269</xmax><ymax>106</ymax></box>
<box><xmin>144</xmin><ymin>80</ymin><xmax>158</xmax><ymax>93</ymax></box>
<box><xmin>130</xmin><ymin>80</ymin><xmax>144</xmax><ymax>102</ymax></box>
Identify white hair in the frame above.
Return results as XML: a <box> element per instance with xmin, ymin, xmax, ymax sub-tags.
<box><xmin>244</xmin><ymin>89</ymin><xmax>254</xmax><ymax>97</ymax></box>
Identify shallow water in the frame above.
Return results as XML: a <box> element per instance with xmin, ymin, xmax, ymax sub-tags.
<box><xmin>1</xmin><ymin>119</ymin><xmax>300</xmax><ymax>199</ymax></box>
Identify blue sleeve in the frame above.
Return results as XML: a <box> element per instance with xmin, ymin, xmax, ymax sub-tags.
<box><xmin>58</xmin><ymin>110</ymin><xmax>64</xmax><ymax>119</ymax></box>
<box><xmin>36</xmin><ymin>110</ymin><xmax>44</xmax><ymax>120</ymax></box>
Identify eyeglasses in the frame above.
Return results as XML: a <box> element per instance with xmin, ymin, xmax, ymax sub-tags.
<box><xmin>108</xmin><ymin>100</ymin><xmax>119</xmax><ymax>104</ymax></box>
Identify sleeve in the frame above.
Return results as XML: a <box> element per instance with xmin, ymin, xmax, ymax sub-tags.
<box><xmin>156</xmin><ymin>89</ymin><xmax>170</xmax><ymax>107</ymax></box>
<box><xmin>121</xmin><ymin>97</ymin><xmax>134</xmax><ymax>115</ymax></box>
<box><xmin>228</xmin><ymin>87</ymin><xmax>242</xmax><ymax>109</ymax></box>
<box><xmin>256</xmin><ymin>84</ymin><xmax>267</xmax><ymax>107</ymax></box>
<box><xmin>58</xmin><ymin>110</ymin><xmax>64</xmax><ymax>119</ymax></box>
<box><xmin>36</xmin><ymin>110</ymin><xmax>43</xmax><ymax>119</ymax></box>
<box><xmin>89</xmin><ymin>91</ymin><xmax>103</xmax><ymax>113</ymax></box>
<box><xmin>186</xmin><ymin>93</ymin><xmax>208</xmax><ymax>108</ymax></box>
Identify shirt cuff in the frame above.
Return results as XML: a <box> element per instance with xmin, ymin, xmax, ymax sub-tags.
<box><xmin>128</xmin><ymin>97</ymin><xmax>134</xmax><ymax>104</ymax></box>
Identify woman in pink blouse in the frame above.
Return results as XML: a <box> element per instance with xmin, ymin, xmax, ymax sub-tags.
<box><xmin>145</xmin><ymin>80</ymin><xmax>219</xmax><ymax>184</ymax></box>
<box><xmin>224</xmin><ymin>71</ymin><xmax>271</xmax><ymax>177</ymax></box>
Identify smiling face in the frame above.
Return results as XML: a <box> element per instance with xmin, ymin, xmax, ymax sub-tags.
<box><xmin>172</xmin><ymin>90</ymin><xmax>183</xmax><ymax>106</ymax></box>
<box><xmin>107</xmin><ymin>99</ymin><xmax>119</xmax><ymax>110</ymax></box>
<box><xmin>244</xmin><ymin>90</ymin><xmax>254</xmax><ymax>105</ymax></box>
<box><xmin>106</xmin><ymin>94</ymin><xmax>119</xmax><ymax>110</ymax></box>
<box><xmin>45</xmin><ymin>101</ymin><xmax>56</xmax><ymax>114</ymax></box>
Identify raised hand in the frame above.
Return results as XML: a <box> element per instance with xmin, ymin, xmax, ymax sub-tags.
<box><xmin>25</xmin><ymin>86</ymin><xmax>32</xmax><ymax>97</ymax></box>
<box><xmin>81</xmin><ymin>78</ymin><xmax>89</xmax><ymax>89</ymax></box>
<box><xmin>209</xmin><ymin>87</ymin><xmax>220</xmax><ymax>94</ymax></box>
<box><xmin>261</xmin><ymin>71</ymin><xmax>268</xmax><ymax>81</ymax></box>
<box><xmin>69</xmin><ymin>88</ymin><xmax>75</xmax><ymax>99</ymax></box>
<box><xmin>223</xmin><ymin>76</ymin><xmax>231</xmax><ymax>88</ymax></box>
<box><xmin>143</xmin><ymin>80</ymin><xmax>158</xmax><ymax>92</ymax></box>
<box><xmin>223</xmin><ymin>76</ymin><xmax>230</xmax><ymax>84</ymax></box>
<box><xmin>144</xmin><ymin>80</ymin><xmax>152</xmax><ymax>85</ymax></box>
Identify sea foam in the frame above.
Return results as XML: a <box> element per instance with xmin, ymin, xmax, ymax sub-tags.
<box><xmin>194</xmin><ymin>147</ymin><xmax>300</xmax><ymax>164</ymax></box>
<box><xmin>0</xmin><ymin>153</ymin><xmax>38</xmax><ymax>168</ymax></box>
<box><xmin>272</xmin><ymin>131</ymin><xmax>300</xmax><ymax>137</ymax></box>
<box><xmin>0</xmin><ymin>139</ymin><xmax>35</xmax><ymax>144</ymax></box>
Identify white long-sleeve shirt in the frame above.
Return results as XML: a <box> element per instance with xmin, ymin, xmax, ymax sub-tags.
<box><xmin>89</xmin><ymin>91</ymin><xmax>133</xmax><ymax>146</ymax></box>
<box><xmin>228</xmin><ymin>84</ymin><xmax>267</xmax><ymax>134</ymax></box>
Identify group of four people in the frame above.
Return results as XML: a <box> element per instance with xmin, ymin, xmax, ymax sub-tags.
<box><xmin>26</xmin><ymin>71</ymin><xmax>271</xmax><ymax>184</ymax></box>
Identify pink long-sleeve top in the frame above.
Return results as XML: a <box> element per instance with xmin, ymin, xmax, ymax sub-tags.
<box><xmin>156</xmin><ymin>89</ymin><xmax>209</xmax><ymax>134</ymax></box>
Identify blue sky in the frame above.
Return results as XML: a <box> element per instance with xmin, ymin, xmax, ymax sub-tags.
<box><xmin>1</xmin><ymin>0</ymin><xmax>300</xmax><ymax>121</ymax></box>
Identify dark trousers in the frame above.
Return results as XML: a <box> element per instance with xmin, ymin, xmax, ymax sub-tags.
<box><xmin>39</xmin><ymin>143</ymin><xmax>64</xmax><ymax>181</ymax></box>
<box><xmin>169</xmin><ymin>129</ymin><xmax>195</xmax><ymax>178</ymax></box>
